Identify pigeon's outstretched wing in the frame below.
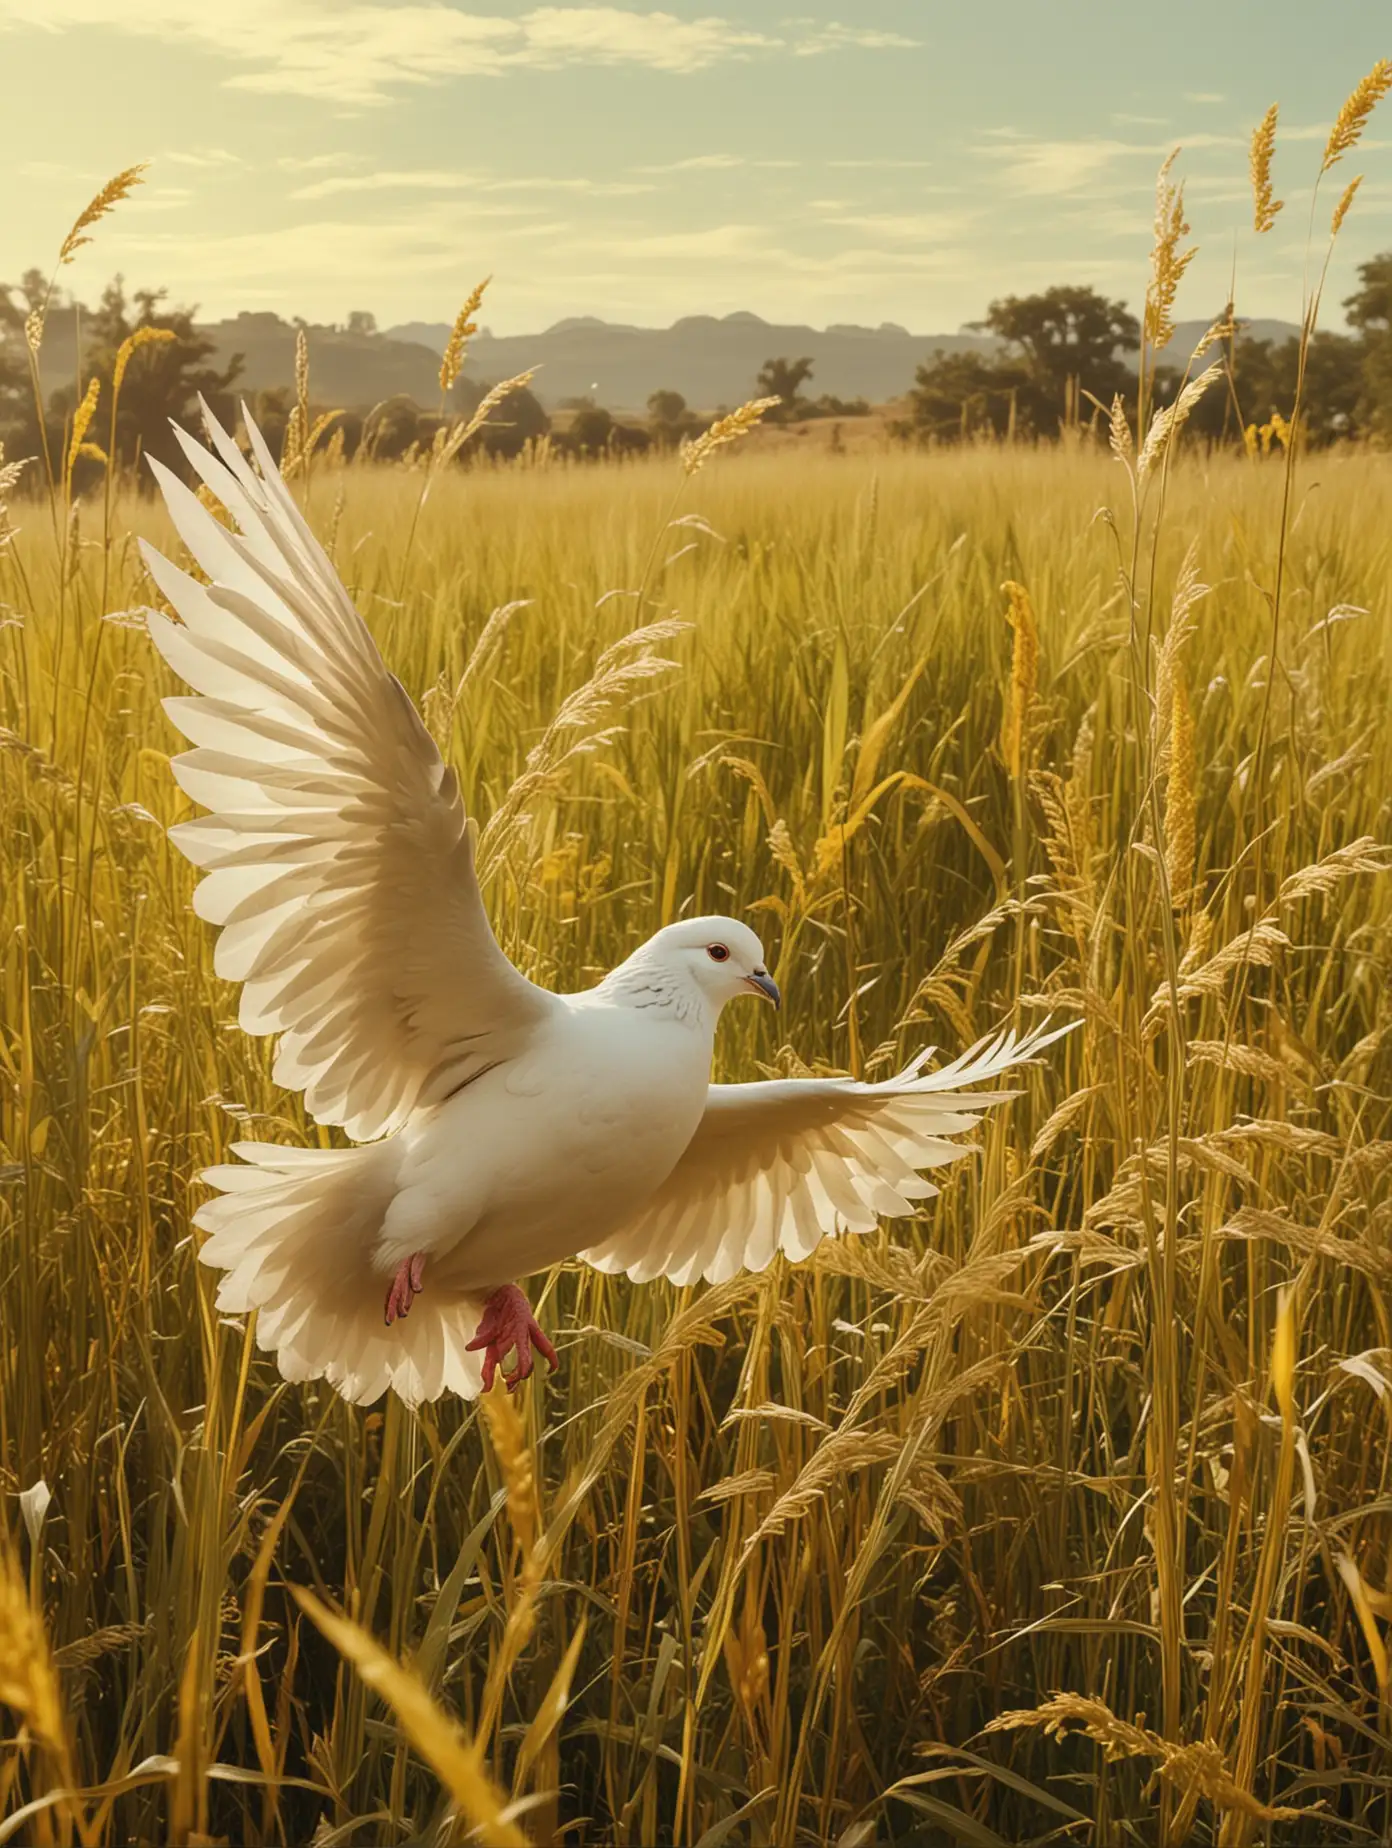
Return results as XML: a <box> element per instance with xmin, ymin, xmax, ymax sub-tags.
<box><xmin>143</xmin><ymin>402</ymin><xmax>556</xmax><ymax>1143</ymax></box>
<box><xmin>580</xmin><ymin>1021</ymin><xmax>1073</xmax><ymax>1285</ymax></box>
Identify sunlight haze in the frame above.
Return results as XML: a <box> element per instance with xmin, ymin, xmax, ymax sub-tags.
<box><xmin>1</xmin><ymin>3</ymin><xmax>1389</xmax><ymax>335</ymax></box>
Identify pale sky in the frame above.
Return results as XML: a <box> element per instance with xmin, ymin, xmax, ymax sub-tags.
<box><xmin>1</xmin><ymin>1</ymin><xmax>1389</xmax><ymax>335</ymax></box>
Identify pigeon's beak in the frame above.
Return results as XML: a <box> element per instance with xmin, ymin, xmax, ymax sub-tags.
<box><xmin>744</xmin><ymin>969</ymin><xmax>781</xmax><ymax>1009</ymax></box>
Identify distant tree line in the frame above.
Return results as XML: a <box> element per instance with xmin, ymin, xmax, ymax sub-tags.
<box><xmin>899</xmin><ymin>262</ymin><xmax>1392</xmax><ymax>447</ymax></box>
<box><xmin>0</xmin><ymin>272</ymin><xmax>564</xmax><ymax>484</ymax></box>
<box><xmin>5</xmin><ymin>256</ymin><xmax>1392</xmax><ymax>485</ymax></box>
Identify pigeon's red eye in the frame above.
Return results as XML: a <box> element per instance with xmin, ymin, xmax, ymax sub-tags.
<box><xmin>707</xmin><ymin>944</ymin><xmax>730</xmax><ymax>962</ymax></box>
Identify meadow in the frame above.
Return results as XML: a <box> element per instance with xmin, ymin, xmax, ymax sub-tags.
<box><xmin>3</xmin><ymin>104</ymin><xmax>1392</xmax><ymax>1848</ymax></box>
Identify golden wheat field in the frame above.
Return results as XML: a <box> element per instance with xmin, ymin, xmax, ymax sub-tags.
<box><xmin>4</xmin><ymin>82</ymin><xmax>1392</xmax><ymax>1848</ymax></box>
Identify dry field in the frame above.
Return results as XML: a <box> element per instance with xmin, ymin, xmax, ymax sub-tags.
<box><xmin>3</xmin><ymin>78</ymin><xmax>1392</xmax><ymax>1848</ymax></box>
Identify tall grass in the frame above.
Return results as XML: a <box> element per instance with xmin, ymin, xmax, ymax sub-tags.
<box><xmin>3</xmin><ymin>94</ymin><xmax>1392</xmax><ymax>1848</ymax></box>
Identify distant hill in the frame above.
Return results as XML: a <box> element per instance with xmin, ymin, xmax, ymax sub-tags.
<box><xmin>202</xmin><ymin>312</ymin><xmax>445</xmax><ymax>405</ymax></box>
<box><xmin>24</xmin><ymin>305</ymin><xmax>1308</xmax><ymax>419</ymax></box>
<box><xmin>383</xmin><ymin>312</ymin><xmax>998</xmax><ymax>412</ymax></box>
<box><xmin>25</xmin><ymin>309</ymin><xmax>448</xmax><ymax>411</ymax></box>
<box><xmin>386</xmin><ymin>311</ymin><xmax>1307</xmax><ymax>414</ymax></box>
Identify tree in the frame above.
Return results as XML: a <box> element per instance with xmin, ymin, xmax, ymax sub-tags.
<box><xmin>0</xmin><ymin>276</ymin><xmax>52</xmax><ymax>466</ymax></box>
<box><xmin>1236</xmin><ymin>333</ymin><xmax>1362</xmax><ymax>445</ymax></box>
<box><xmin>979</xmin><ymin>286</ymin><xmax>1137</xmax><ymax>382</ymax></box>
<box><xmin>970</xmin><ymin>286</ymin><xmax>1138</xmax><ymax>435</ymax></box>
<box><xmin>648</xmin><ymin>388</ymin><xmax>686</xmax><ymax>424</ymax></box>
<box><xmin>903</xmin><ymin>349</ymin><xmax>1030</xmax><ymax>443</ymax></box>
<box><xmin>345</xmin><ymin>310</ymin><xmax>378</xmax><ymax>338</ymax></box>
<box><xmin>17</xmin><ymin>269</ymin><xmax>48</xmax><ymax>314</ymax></box>
<box><xmin>1345</xmin><ymin>251</ymin><xmax>1392</xmax><ymax>340</ymax></box>
<box><xmin>647</xmin><ymin>388</ymin><xmax>699</xmax><ymax>446</ymax></box>
<box><xmin>73</xmin><ymin>275</ymin><xmax>243</xmax><ymax>478</ymax></box>
<box><xmin>756</xmin><ymin>356</ymin><xmax>814</xmax><ymax>420</ymax></box>
<box><xmin>610</xmin><ymin>422</ymin><xmax>652</xmax><ymax>456</ymax></box>
<box><xmin>0</xmin><ymin>283</ymin><xmax>28</xmax><ymax>441</ymax></box>
<box><xmin>568</xmin><ymin>404</ymin><xmax>614</xmax><ymax>455</ymax></box>
<box><xmin>1346</xmin><ymin>252</ymin><xmax>1392</xmax><ymax>441</ymax></box>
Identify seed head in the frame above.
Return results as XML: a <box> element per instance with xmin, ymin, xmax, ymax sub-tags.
<box><xmin>1249</xmin><ymin>105</ymin><xmax>1282</xmax><ymax>234</ymax></box>
<box><xmin>440</xmin><ymin>278</ymin><xmax>490</xmax><ymax>396</ymax></box>
<box><xmin>999</xmin><ymin>579</ymin><xmax>1039</xmax><ymax>781</ymax></box>
<box><xmin>680</xmin><ymin>396</ymin><xmax>781</xmax><ymax>477</ymax></box>
<box><xmin>1322</xmin><ymin>59</ymin><xmax>1392</xmax><ymax>174</ymax></box>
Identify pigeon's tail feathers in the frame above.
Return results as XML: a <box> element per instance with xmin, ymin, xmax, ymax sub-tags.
<box><xmin>194</xmin><ymin>1140</ymin><xmax>487</xmax><ymax>1407</ymax></box>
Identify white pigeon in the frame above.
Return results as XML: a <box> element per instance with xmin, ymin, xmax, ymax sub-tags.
<box><xmin>141</xmin><ymin>403</ymin><xmax>1072</xmax><ymax>1407</ymax></box>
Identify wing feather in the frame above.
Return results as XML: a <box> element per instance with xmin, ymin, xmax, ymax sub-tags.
<box><xmin>580</xmin><ymin>1020</ymin><xmax>1075</xmax><ymax>1284</ymax></box>
<box><xmin>145</xmin><ymin>400</ymin><xmax>556</xmax><ymax>1141</ymax></box>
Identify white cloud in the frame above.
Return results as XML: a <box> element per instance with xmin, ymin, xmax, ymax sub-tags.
<box><xmin>17</xmin><ymin>158</ymin><xmax>85</xmax><ymax>181</ymax></box>
<box><xmin>827</xmin><ymin>157</ymin><xmax>934</xmax><ymax>170</ymax></box>
<box><xmin>1180</xmin><ymin>182</ymin><xmax>1254</xmax><ymax>206</ymax></box>
<box><xmin>119</xmin><ymin>210</ymin><xmax>543</xmax><ymax>295</ymax></box>
<box><xmin>135</xmin><ymin>184</ymin><xmax>196</xmax><ymax>212</ymax></box>
<box><xmin>988</xmin><ymin>137</ymin><xmax>1156</xmax><ymax>197</ymax></box>
<box><xmin>1185</xmin><ymin>91</ymin><xmax>1226</xmax><ymax>105</ymax></box>
<box><xmin>637</xmin><ymin>153</ymin><xmax>747</xmax><ymax>173</ymax></box>
<box><xmin>0</xmin><ymin>1</ymin><xmax>510</xmax><ymax>102</ymax></box>
<box><xmin>162</xmin><ymin>147</ymin><xmax>244</xmax><ymax>168</ymax></box>
<box><xmin>0</xmin><ymin>2</ymin><xmax>907</xmax><ymax>105</ymax></box>
<box><xmin>519</xmin><ymin>6</ymin><xmax>772</xmax><ymax>71</ymax></box>
<box><xmin>576</xmin><ymin>221</ymin><xmax>766</xmax><ymax>260</ymax></box>
<box><xmin>633</xmin><ymin>153</ymin><xmax>801</xmax><ymax>173</ymax></box>
<box><xmin>817</xmin><ymin>209</ymin><xmax>976</xmax><ymax>243</ymax></box>
<box><xmin>290</xmin><ymin>168</ymin><xmax>654</xmax><ymax>201</ymax></box>
<box><xmin>791</xmin><ymin>22</ymin><xmax>918</xmax><ymax>56</ymax></box>
<box><xmin>277</xmin><ymin>152</ymin><xmax>364</xmax><ymax>172</ymax></box>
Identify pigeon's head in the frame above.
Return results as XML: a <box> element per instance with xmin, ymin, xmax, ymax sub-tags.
<box><xmin>647</xmin><ymin>916</ymin><xmax>780</xmax><ymax>1011</ymax></box>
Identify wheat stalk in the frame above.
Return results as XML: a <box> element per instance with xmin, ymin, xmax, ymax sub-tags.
<box><xmin>984</xmin><ymin>1695</ymin><xmax>1306</xmax><ymax>1824</ymax></box>
<box><xmin>998</xmin><ymin>579</ymin><xmax>1039</xmax><ymax>779</ymax></box>
<box><xmin>57</xmin><ymin>163</ymin><xmax>148</xmax><ymax>267</ymax></box>
<box><xmin>1249</xmin><ymin>105</ymin><xmax>1283</xmax><ymax>233</ymax></box>
<box><xmin>292</xmin><ymin>1589</ymin><xmax>527</xmax><ymax>1844</ymax></box>
<box><xmin>1144</xmin><ymin>150</ymin><xmax>1196</xmax><ymax>354</ymax></box>
<box><xmin>480</xmin><ymin>1380</ymin><xmax>540</xmax><ymax>1559</ymax></box>
<box><xmin>0</xmin><ymin>1547</ymin><xmax>68</xmax><ymax>1756</ymax></box>
<box><xmin>27</xmin><ymin>163</ymin><xmax>148</xmax><ymax>354</ymax></box>
<box><xmin>1322</xmin><ymin>59</ymin><xmax>1392</xmax><ymax>173</ymax></box>
<box><xmin>0</xmin><ymin>443</ymin><xmax>28</xmax><ymax>551</ymax></box>
<box><xmin>681</xmin><ymin>396</ymin><xmax>782</xmax><ymax>476</ymax></box>
<box><xmin>1331</xmin><ymin>175</ymin><xmax>1363</xmax><ymax>237</ymax></box>
<box><xmin>1107</xmin><ymin>392</ymin><xmax>1133</xmax><ymax>466</ymax></box>
<box><xmin>1137</xmin><ymin>364</ymin><xmax>1222</xmax><ymax>481</ymax></box>
<box><xmin>64</xmin><ymin>376</ymin><xmax>100</xmax><ymax>496</ymax></box>
<box><xmin>1164</xmin><ymin>671</ymin><xmax>1196</xmax><ymax>910</ymax></box>
<box><xmin>439</xmin><ymin>277</ymin><xmax>491</xmax><ymax>396</ymax></box>
<box><xmin>111</xmin><ymin>324</ymin><xmax>176</xmax><ymax>403</ymax></box>
<box><xmin>435</xmin><ymin>369</ymin><xmax>536</xmax><ymax>472</ymax></box>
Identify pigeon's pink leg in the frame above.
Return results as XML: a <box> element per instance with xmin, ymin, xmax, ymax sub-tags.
<box><xmin>384</xmin><ymin>1251</ymin><xmax>426</xmax><ymax>1326</ymax></box>
<box><xmin>466</xmin><ymin>1284</ymin><xmax>559</xmax><ymax>1393</ymax></box>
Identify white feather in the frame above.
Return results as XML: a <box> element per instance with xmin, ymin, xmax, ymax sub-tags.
<box><xmin>579</xmin><ymin>1020</ymin><xmax>1075</xmax><ymax>1285</ymax></box>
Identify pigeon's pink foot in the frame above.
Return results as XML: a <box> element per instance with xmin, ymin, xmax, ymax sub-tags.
<box><xmin>465</xmin><ymin>1284</ymin><xmax>559</xmax><ymax>1393</ymax></box>
<box><xmin>384</xmin><ymin>1251</ymin><xmax>426</xmax><ymax>1326</ymax></box>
